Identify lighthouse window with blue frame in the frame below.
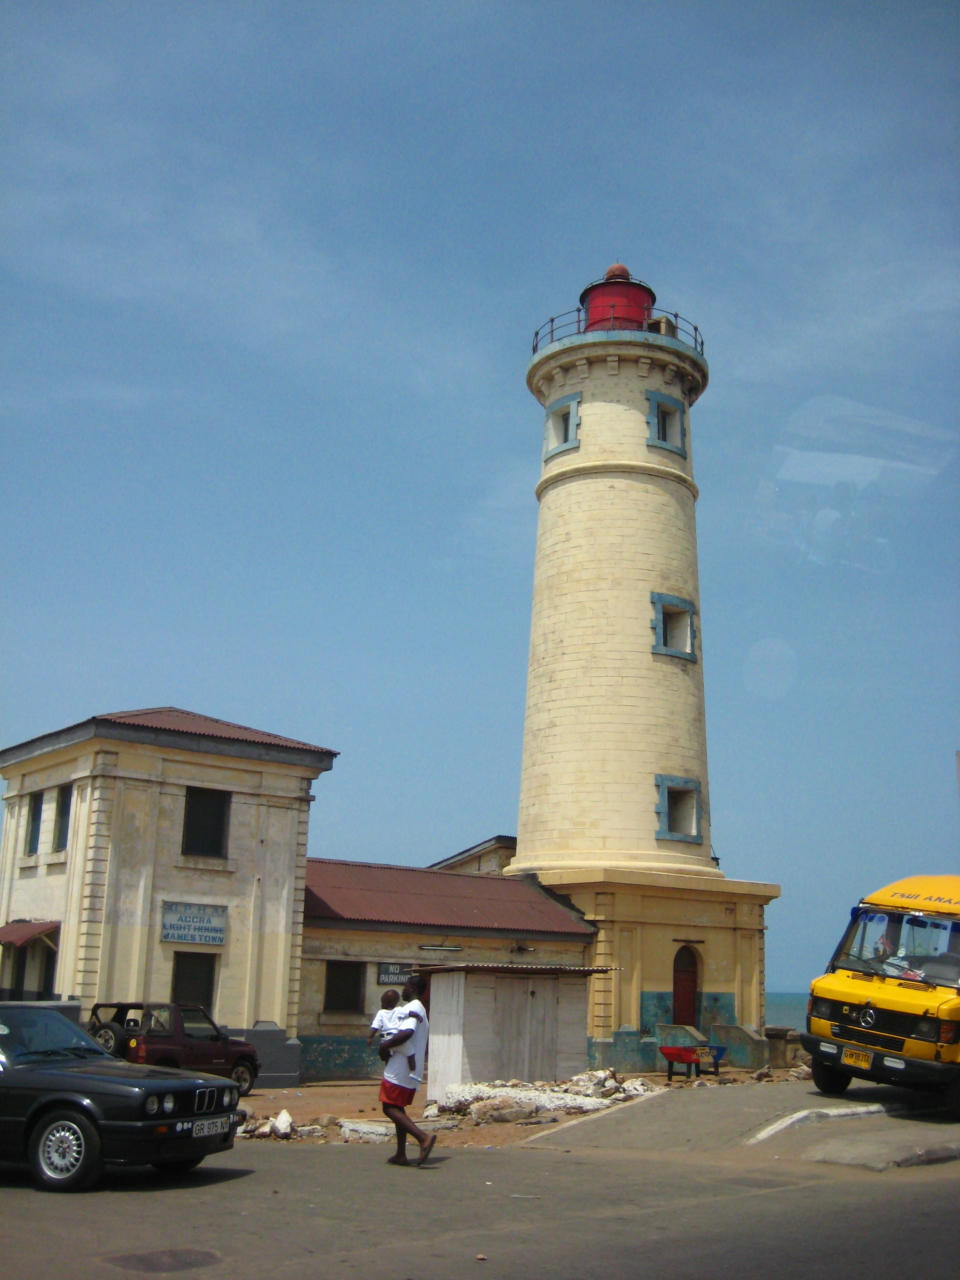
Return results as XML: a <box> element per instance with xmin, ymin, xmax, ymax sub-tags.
<box><xmin>655</xmin><ymin>775</ymin><xmax>703</xmax><ymax>844</ymax></box>
<box><xmin>651</xmin><ymin>592</ymin><xmax>697</xmax><ymax>660</ymax></box>
<box><xmin>544</xmin><ymin>392</ymin><xmax>581</xmax><ymax>460</ymax></box>
<box><xmin>646</xmin><ymin>391</ymin><xmax>686</xmax><ymax>458</ymax></box>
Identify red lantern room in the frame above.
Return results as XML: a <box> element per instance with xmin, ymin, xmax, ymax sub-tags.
<box><xmin>580</xmin><ymin>263</ymin><xmax>656</xmax><ymax>332</ymax></box>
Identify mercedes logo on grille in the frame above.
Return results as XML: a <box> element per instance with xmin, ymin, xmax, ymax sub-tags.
<box><xmin>859</xmin><ymin>1008</ymin><xmax>876</xmax><ymax>1028</ymax></box>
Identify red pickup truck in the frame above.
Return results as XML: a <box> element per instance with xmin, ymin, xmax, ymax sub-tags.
<box><xmin>87</xmin><ymin>1002</ymin><xmax>260</xmax><ymax>1095</ymax></box>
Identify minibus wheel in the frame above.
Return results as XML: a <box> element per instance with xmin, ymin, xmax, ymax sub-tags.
<box><xmin>812</xmin><ymin>1059</ymin><xmax>851</xmax><ymax>1095</ymax></box>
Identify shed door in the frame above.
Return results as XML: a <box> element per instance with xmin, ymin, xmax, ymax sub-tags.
<box><xmin>494</xmin><ymin>976</ymin><xmax>559</xmax><ymax>1082</ymax></box>
<box><xmin>672</xmin><ymin>946</ymin><xmax>698</xmax><ymax>1027</ymax></box>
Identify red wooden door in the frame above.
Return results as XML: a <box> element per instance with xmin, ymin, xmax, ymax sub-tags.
<box><xmin>672</xmin><ymin>947</ymin><xmax>698</xmax><ymax>1027</ymax></box>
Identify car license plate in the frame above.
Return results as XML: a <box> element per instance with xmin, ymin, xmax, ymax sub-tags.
<box><xmin>841</xmin><ymin>1047</ymin><xmax>872</xmax><ymax>1070</ymax></box>
<box><xmin>192</xmin><ymin>1116</ymin><xmax>230</xmax><ymax>1138</ymax></box>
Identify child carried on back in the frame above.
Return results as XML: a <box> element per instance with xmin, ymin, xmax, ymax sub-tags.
<box><xmin>367</xmin><ymin>989</ymin><xmax>421</xmax><ymax>1071</ymax></box>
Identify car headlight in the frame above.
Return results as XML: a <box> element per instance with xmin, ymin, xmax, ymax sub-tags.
<box><xmin>145</xmin><ymin>1095</ymin><xmax>159</xmax><ymax>1116</ymax></box>
<box><xmin>163</xmin><ymin>1093</ymin><xmax>175</xmax><ymax>1115</ymax></box>
<box><xmin>913</xmin><ymin>1017</ymin><xmax>939</xmax><ymax>1042</ymax></box>
<box><xmin>223</xmin><ymin>1088</ymin><xmax>233</xmax><ymax>1108</ymax></box>
<box><xmin>810</xmin><ymin>997</ymin><xmax>834</xmax><ymax>1020</ymax></box>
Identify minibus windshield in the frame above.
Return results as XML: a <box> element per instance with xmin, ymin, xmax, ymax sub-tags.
<box><xmin>833</xmin><ymin>909</ymin><xmax>960</xmax><ymax>989</ymax></box>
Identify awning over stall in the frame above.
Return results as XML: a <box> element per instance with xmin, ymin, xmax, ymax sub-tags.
<box><xmin>0</xmin><ymin>921</ymin><xmax>60</xmax><ymax>948</ymax></box>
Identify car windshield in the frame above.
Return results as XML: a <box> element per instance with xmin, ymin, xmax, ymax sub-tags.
<box><xmin>0</xmin><ymin>1008</ymin><xmax>109</xmax><ymax>1061</ymax></box>
<box><xmin>833</xmin><ymin>909</ymin><xmax>960</xmax><ymax>990</ymax></box>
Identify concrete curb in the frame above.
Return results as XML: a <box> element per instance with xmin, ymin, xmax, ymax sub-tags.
<box><xmin>743</xmin><ymin>1104</ymin><xmax>888</xmax><ymax>1145</ymax></box>
<box><xmin>804</xmin><ymin>1136</ymin><xmax>960</xmax><ymax>1173</ymax></box>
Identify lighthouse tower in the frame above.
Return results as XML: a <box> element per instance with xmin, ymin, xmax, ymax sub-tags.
<box><xmin>506</xmin><ymin>266</ymin><xmax>779</xmax><ymax>1068</ymax></box>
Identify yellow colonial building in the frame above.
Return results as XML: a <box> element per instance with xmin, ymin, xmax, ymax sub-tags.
<box><xmin>0</xmin><ymin>707</ymin><xmax>336</xmax><ymax>1084</ymax></box>
<box><xmin>505</xmin><ymin>265</ymin><xmax>780</xmax><ymax>1070</ymax></box>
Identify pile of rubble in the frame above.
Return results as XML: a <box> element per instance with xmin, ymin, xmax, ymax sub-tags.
<box><xmin>439</xmin><ymin>1068</ymin><xmax>657</xmax><ymax>1122</ymax></box>
<box><xmin>237</xmin><ymin>1109</ymin><xmax>335</xmax><ymax>1141</ymax></box>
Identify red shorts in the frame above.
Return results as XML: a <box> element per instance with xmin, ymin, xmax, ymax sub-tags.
<box><xmin>379</xmin><ymin>1079</ymin><xmax>417</xmax><ymax>1108</ymax></box>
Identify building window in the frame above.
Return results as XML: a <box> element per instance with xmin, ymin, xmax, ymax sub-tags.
<box><xmin>26</xmin><ymin>792</ymin><xmax>43</xmax><ymax>856</ymax></box>
<box><xmin>650</xmin><ymin>592</ymin><xmax>697</xmax><ymax>660</ymax></box>
<box><xmin>646</xmin><ymin>392</ymin><xmax>686</xmax><ymax>458</ymax></box>
<box><xmin>182</xmin><ymin>787</ymin><xmax>230</xmax><ymax>858</ymax></box>
<box><xmin>655</xmin><ymin>775</ymin><xmax>703</xmax><ymax>844</ymax></box>
<box><xmin>324</xmin><ymin>960</ymin><xmax>365</xmax><ymax>1013</ymax></box>
<box><xmin>54</xmin><ymin>785</ymin><xmax>73</xmax><ymax>853</ymax></box>
<box><xmin>544</xmin><ymin>393</ymin><xmax>582</xmax><ymax>460</ymax></box>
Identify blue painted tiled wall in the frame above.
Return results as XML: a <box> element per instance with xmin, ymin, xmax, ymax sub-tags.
<box><xmin>638</xmin><ymin>990</ymin><xmax>735</xmax><ymax>1036</ymax></box>
<box><xmin>299</xmin><ymin>1034</ymin><xmax>382</xmax><ymax>1081</ymax></box>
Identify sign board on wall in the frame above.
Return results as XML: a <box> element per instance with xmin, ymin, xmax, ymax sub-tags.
<box><xmin>377</xmin><ymin>962</ymin><xmax>413</xmax><ymax>986</ymax></box>
<box><xmin>161</xmin><ymin>902</ymin><xmax>227</xmax><ymax>947</ymax></box>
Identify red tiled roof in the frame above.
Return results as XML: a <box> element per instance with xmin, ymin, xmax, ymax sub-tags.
<box><xmin>304</xmin><ymin>859</ymin><xmax>593</xmax><ymax>936</ymax></box>
<box><xmin>0</xmin><ymin>921</ymin><xmax>59</xmax><ymax>947</ymax></box>
<box><xmin>96</xmin><ymin>708</ymin><xmax>335</xmax><ymax>754</ymax></box>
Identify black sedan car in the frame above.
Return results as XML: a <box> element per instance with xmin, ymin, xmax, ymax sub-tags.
<box><xmin>0</xmin><ymin>1004</ymin><xmax>242</xmax><ymax>1191</ymax></box>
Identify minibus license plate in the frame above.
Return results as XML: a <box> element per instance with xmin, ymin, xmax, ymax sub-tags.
<box><xmin>192</xmin><ymin>1117</ymin><xmax>230</xmax><ymax>1138</ymax></box>
<box><xmin>841</xmin><ymin>1048</ymin><xmax>872</xmax><ymax>1070</ymax></box>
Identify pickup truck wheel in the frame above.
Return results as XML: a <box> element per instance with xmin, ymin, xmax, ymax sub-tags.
<box><xmin>29</xmin><ymin>1109</ymin><xmax>103</xmax><ymax>1192</ymax></box>
<box><xmin>811</xmin><ymin>1059</ymin><xmax>851</xmax><ymax>1095</ymax></box>
<box><xmin>231</xmin><ymin>1061</ymin><xmax>255</xmax><ymax>1096</ymax></box>
<box><xmin>92</xmin><ymin>1021</ymin><xmax>125</xmax><ymax>1056</ymax></box>
<box><xmin>152</xmin><ymin>1157</ymin><xmax>205</xmax><ymax>1175</ymax></box>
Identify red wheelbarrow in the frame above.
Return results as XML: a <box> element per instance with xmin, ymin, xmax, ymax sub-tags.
<box><xmin>658</xmin><ymin>1044</ymin><xmax>727</xmax><ymax>1082</ymax></box>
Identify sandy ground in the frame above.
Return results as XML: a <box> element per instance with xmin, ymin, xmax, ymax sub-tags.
<box><xmin>240</xmin><ymin>1067</ymin><xmax>811</xmax><ymax>1148</ymax></box>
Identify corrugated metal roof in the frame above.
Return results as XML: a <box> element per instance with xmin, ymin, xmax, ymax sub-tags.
<box><xmin>304</xmin><ymin>859</ymin><xmax>593</xmax><ymax>936</ymax></box>
<box><xmin>96</xmin><ymin>708</ymin><xmax>336</xmax><ymax>754</ymax></box>
<box><xmin>0</xmin><ymin>921</ymin><xmax>59</xmax><ymax>947</ymax></box>
<box><xmin>420</xmin><ymin>963</ymin><xmax>611</xmax><ymax>975</ymax></box>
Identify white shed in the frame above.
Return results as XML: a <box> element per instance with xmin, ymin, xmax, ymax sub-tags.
<box><xmin>426</xmin><ymin>964</ymin><xmax>602</xmax><ymax>1104</ymax></box>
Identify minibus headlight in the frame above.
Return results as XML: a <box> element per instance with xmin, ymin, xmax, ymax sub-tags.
<box><xmin>913</xmin><ymin>1018</ymin><xmax>939</xmax><ymax>1042</ymax></box>
<box><xmin>810</xmin><ymin>997</ymin><xmax>834</xmax><ymax>1020</ymax></box>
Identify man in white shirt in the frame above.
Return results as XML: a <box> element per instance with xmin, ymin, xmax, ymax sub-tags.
<box><xmin>378</xmin><ymin>973</ymin><xmax>435</xmax><ymax>1166</ymax></box>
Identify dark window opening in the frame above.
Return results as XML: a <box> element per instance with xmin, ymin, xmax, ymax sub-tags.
<box><xmin>171</xmin><ymin>953</ymin><xmax>217</xmax><ymax>1012</ymax></box>
<box><xmin>662</xmin><ymin>609</ymin><xmax>691</xmax><ymax>653</ymax></box>
<box><xmin>182</xmin><ymin>787</ymin><xmax>230</xmax><ymax>858</ymax></box>
<box><xmin>667</xmin><ymin>787</ymin><xmax>698</xmax><ymax>837</ymax></box>
<box><xmin>27</xmin><ymin>792</ymin><xmax>43</xmax><ymax>856</ymax></box>
<box><xmin>41</xmin><ymin>944</ymin><xmax>58</xmax><ymax>999</ymax></box>
<box><xmin>657</xmin><ymin>404</ymin><xmax>670</xmax><ymax>442</ymax></box>
<box><xmin>54</xmin><ymin>785</ymin><xmax>73</xmax><ymax>853</ymax></box>
<box><xmin>324</xmin><ymin>960</ymin><xmax>365</xmax><ymax>1013</ymax></box>
<box><xmin>559</xmin><ymin>409</ymin><xmax>571</xmax><ymax>443</ymax></box>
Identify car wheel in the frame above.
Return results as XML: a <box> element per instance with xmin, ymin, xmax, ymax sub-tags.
<box><xmin>92</xmin><ymin>1021</ymin><xmax>125</xmax><ymax>1056</ymax></box>
<box><xmin>152</xmin><ymin>1157</ymin><xmax>205</xmax><ymax>1175</ymax></box>
<box><xmin>29</xmin><ymin>1109</ymin><xmax>103</xmax><ymax>1192</ymax></box>
<box><xmin>231</xmin><ymin>1061</ymin><xmax>255</xmax><ymax>1096</ymax></box>
<box><xmin>811</xmin><ymin>1058</ymin><xmax>851</xmax><ymax>1095</ymax></box>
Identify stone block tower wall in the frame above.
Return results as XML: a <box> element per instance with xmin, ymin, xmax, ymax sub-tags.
<box><xmin>510</xmin><ymin>266</ymin><xmax>716</xmax><ymax>879</ymax></box>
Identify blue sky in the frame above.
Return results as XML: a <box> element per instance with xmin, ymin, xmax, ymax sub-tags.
<box><xmin>1</xmin><ymin>1</ymin><xmax>957</xmax><ymax>989</ymax></box>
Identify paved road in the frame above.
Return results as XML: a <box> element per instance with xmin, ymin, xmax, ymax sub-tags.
<box><xmin>529</xmin><ymin>1077</ymin><xmax>952</xmax><ymax>1155</ymax></box>
<box><xmin>2</xmin><ymin>1126</ymin><xmax>959</xmax><ymax>1279</ymax></box>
